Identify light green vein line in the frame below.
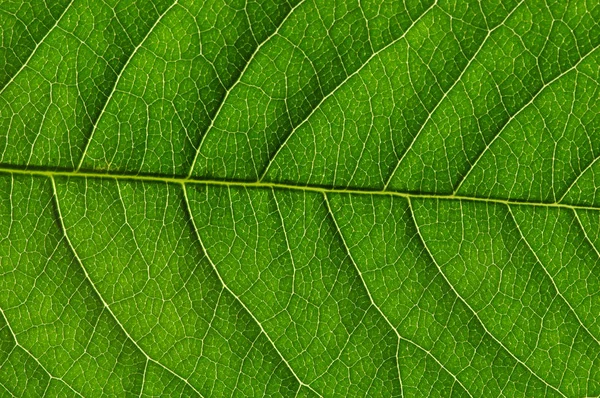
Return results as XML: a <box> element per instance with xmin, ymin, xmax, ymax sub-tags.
<box><xmin>0</xmin><ymin>382</ymin><xmax>16</xmax><ymax>398</ymax></box>
<box><xmin>76</xmin><ymin>0</ymin><xmax>180</xmax><ymax>172</ymax></box>
<box><xmin>0</xmin><ymin>0</ymin><xmax>75</xmax><ymax>95</ymax></box>
<box><xmin>181</xmin><ymin>183</ymin><xmax>324</xmax><ymax>398</ymax></box>
<box><xmin>2</xmin><ymin>166</ymin><xmax>600</xmax><ymax>212</ymax></box>
<box><xmin>186</xmin><ymin>0</ymin><xmax>308</xmax><ymax>178</ymax></box>
<box><xmin>323</xmin><ymin>192</ymin><xmax>475</xmax><ymax>398</ymax></box>
<box><xmin>506</xmin><ymin>204</ymin><xmax>600</xmax><ymax>346</ymax></box>
<box><xmin>384</xmin><ymin>0</ymin><xmax>525</xmax><ymax>190</ymax></box>
<box><xmin>454</xmin><ymin>43</ymin><xmax>600</xmax><ymax>194</ymax></box>
<box><xmin>559</xmin><ymin>146</ymin><xmax>600</xmax><ymax>204</ymax></box>
<box><xmin>271</xmin><ymin>188</ymin><xmax>298</xmax><ymax>309</ymax></box>
<box><xmin>0</xmin><ymin>308</ymin><xmax>84</xmax><ymax>397</ymax></box>
<box><xmin>138</xmin><ymin>359</ymin><xmax>149</xmax><ymax>398</ymax></box>
<box><xmin>49</xmin><ymin>175</ymin><xmax>205</xmax><ymax>398</ymax></box>
<box><xmin>322</xmin><ymin>192</ymin><xmax>407</xmax><ymax>397</ymax></box>
<box><xmin>407</xmin><ymin>197</ymin><xmax>568</xmax><ymax>398</ymax></box>
<box><xmin>259</xmin><ymin>0</ymin><xmax>439</xmax><ymax>181</ymax></box>
<box><xmin>572</xmin><ymin>209</ymin><xmax>600</xmax><ymax>262</ymax></box>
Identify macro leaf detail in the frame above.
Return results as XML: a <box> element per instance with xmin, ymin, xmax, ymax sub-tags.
<box><xmin>0</xmin><ymin>0</ymin><xmax>599</xmax><ymax>396</ymax></box>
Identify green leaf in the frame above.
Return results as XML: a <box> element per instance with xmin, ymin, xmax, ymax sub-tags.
<box><xmin>0</xmin><ymin>0</ymin><xmax>599</xmax><ymax>396</ymax></box>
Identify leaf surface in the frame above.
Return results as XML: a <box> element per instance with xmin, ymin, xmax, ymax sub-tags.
<box><xmin>0</xmin><ymin>0</ymin><xmax>599</xmax><ymax>396</ymax></box>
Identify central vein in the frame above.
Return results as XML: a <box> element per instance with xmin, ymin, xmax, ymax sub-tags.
<box><xmin>0</xmin><ymin>165</ymin><xmax>598</xmax><ymax>212</ymax></box>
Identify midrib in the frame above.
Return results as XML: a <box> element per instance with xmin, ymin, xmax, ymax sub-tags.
<box><xmin>0</xmin><ymin>164</ymin><xmax>598</xmax><ymax>212</ymax></box>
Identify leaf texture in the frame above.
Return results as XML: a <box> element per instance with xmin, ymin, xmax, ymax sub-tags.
<box><xmin>0</xmin><ymin>0</ymin><xmax>599</xmax><ymax>396</ymax></box>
